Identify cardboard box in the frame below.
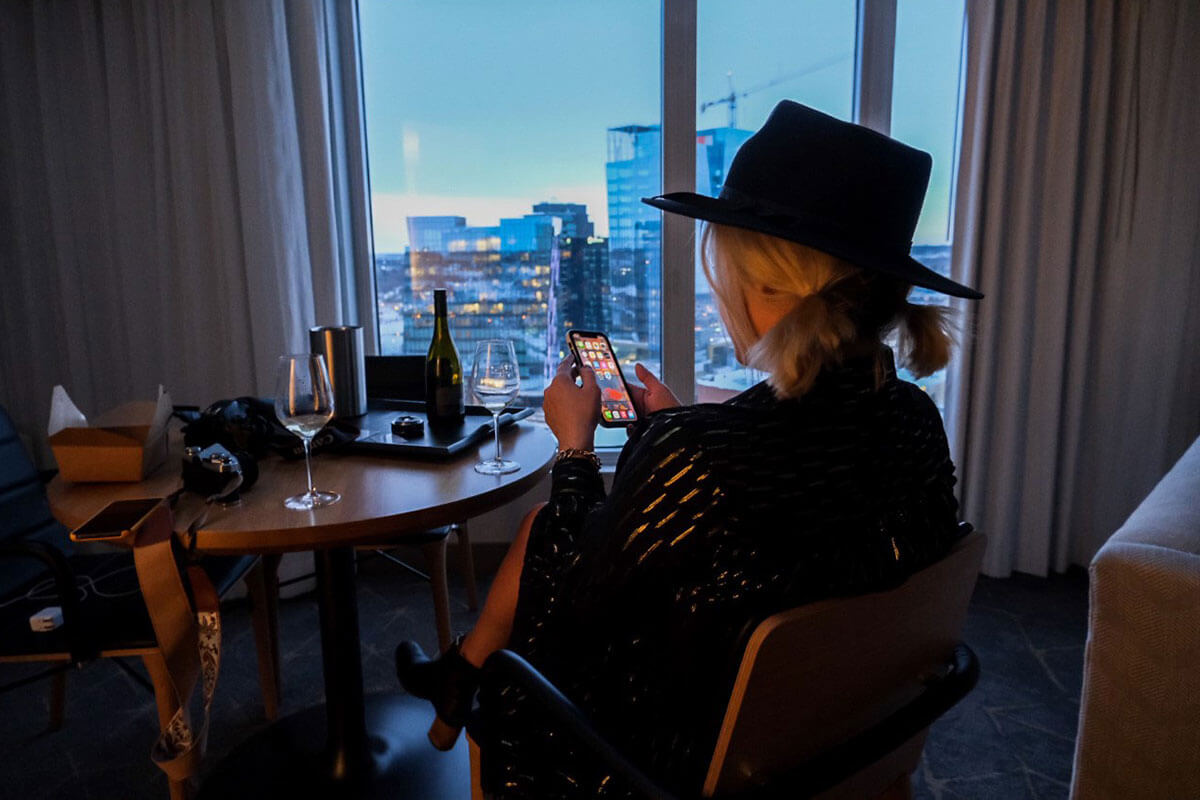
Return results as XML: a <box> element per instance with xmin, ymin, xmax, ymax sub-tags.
<box><xmin>47</xmin><ymin>386</ymin><xmax>172</xmax><ymax>483</ymax></box>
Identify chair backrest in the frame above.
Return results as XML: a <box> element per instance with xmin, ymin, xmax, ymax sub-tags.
<box><xmin>0</xmin><ymin>405</ymin><xmax>69</xmax><ymax>588</ymax></box>
<box><xmin>703</xmin><ymin>529</ymin><xmax>986</xmax><ymax>797</ymax></box>
<box><xmin>365</xmin><ymin>355</ymin><xmax>424</xmax><ymax>400</ymax></box>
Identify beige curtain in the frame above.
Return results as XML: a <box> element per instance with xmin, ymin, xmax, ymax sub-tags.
<box><xmin>0</xmin><ymin>0</ymin><xmax>374</xmax><ymax>464</ymax></box>
<box><xmin>946</xmin><ymin>0</ymin><xmax>1200</xmax><ymax>577</ymax></box>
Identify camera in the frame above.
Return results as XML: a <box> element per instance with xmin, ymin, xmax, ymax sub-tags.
<box><xmin>181</xmin><ymin>443</ymin><xmax>258</xmax><ymax>504</ymax></box>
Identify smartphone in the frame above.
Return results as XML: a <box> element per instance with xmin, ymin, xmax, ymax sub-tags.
<box><xmin>567</xmin><ymin>330</ymin><xmax>640</xmax><ymax>427</ymax></box>
<box><xmin>71</xmin><ymin>498</ymin><xmax>164</xmax><ymax>542</ymax></box>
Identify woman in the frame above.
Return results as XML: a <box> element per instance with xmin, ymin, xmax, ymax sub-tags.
<box><xmin>397</xmin><ymin>100</ymin><xmax>983</xmax><ymax>797</ymax></box>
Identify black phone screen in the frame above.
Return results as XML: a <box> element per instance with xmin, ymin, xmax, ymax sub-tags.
<box><xmin>568</xmin><ymin>330</ymin><xmax>639</xmax><ymax>426</ymax></box>
<box><xmin>72</xmin><ymin>498</ymin><xmax>162</xmax><ymax>541</ymax></box>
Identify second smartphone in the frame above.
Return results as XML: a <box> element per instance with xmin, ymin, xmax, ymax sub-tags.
<box><xmin>566</xmin><ymin>329</ymin><xmax>640</xmax><ymax>427</ymax></box>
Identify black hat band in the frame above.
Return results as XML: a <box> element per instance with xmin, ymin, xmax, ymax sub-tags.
<box><xmin>718</xmin><ymin>186</ymin><xmax>913</xmax><ymax>254</ymax></box>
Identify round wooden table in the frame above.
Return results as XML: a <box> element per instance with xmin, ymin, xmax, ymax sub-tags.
<box><xmin>48</xmin><ymin>422</ymin><xmax>557</xmax><ymax>798</ymax></box>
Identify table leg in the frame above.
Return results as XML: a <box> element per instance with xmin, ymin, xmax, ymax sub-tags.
<box><xmin>198</xmin><ymin>546</ymin><xmax>468</xmax><ymax>798</ymax></box>
<box><xmin>315</xmin><ymin>546</ymin><xmax>368</xmax><ymax>780</ymax></box>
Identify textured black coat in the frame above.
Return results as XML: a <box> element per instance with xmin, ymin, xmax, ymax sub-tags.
<box><xmin>478</xmin><ymin>350</ymin><xmax>961</xmax><ymax>797</ymax></box>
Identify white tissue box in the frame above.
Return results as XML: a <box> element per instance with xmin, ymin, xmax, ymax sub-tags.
<box><xmin>47</xmin><ymin>386</ymin><xmax>172</xmax><ymax>483</ymax></box>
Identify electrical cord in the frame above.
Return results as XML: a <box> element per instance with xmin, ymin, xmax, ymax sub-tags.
<box><xmin>0</xmin><ymin>564</ymin><xmax>141</xmax><ymax>610</ymax></box>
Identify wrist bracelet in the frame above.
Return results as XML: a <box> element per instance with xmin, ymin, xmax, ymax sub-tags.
<box><xmin>555</xmin><ymin>448</ymin><xmax>601</xmax><ymax>470</ymax></box>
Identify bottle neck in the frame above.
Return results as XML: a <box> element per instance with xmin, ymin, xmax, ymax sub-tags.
<box><xmin>433</xmin><ymin>291</ymin><xmax>449</xmax><ymax>337</ymax></box>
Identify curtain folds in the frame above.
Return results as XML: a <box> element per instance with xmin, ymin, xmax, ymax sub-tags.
<box><xmin>947</xmin><ymin>0</ymin><xmax>1200</xmax><ymax>577</ymax></box>
<box><xmin>0</xmin><ymin>0</ymin><xmax>374</xmax><ymax>463</ymax></box>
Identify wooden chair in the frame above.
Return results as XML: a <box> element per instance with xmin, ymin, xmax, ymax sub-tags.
<box><xmin>0</xmin><ymin>405</ymin><xmax>281</xmax><ymax>799</ymax></box>
<box><xmin>468</xmin><ymin>527</ymin><xmax>986</xmax><ymax>799</ymax></box>
<box><xmin>359</xmin><ymin>521</ymin><xmax>478</xmax><ymax>652</ymax></box>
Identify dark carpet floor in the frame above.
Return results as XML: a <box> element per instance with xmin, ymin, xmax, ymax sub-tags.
<box><xmin>0</xmin><ymin>553</ymin><xmax>1088</xmax><ymax>800</ymax></box>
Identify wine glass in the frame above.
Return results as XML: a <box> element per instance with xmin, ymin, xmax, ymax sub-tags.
<box><xmin>274</xmin><ymin>354</ymin><xmax>342</xmax><ymax>510</ymax></box>
<box><xmin>471</xmin><ymin>339</ymin><xmax>521</xmax><ymax>475</ymax></box>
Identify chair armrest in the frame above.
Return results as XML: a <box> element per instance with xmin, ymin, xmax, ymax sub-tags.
<box><xmin>474</xmin><ymin>649</ymin><xmax>682</xmax><ymax>800</ymax></box>
<box><xmin>0</xmin><ymin>541</ymin><xmax>91</xmax><ymax>663</ymax></box>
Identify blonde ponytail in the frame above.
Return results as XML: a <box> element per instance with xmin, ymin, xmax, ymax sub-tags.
<box><xmin>897</xmin><ymin>301</ymin><xmax>956</xmax><ymax>377</ymax></box>
<box><xmin>748</xmin><ymin>289</ymin><xmax>857</xmax><ymax>398</ymax></box>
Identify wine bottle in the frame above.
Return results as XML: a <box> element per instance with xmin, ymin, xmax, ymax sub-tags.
<box><xmin>425</xmin><ymin>288</ymin><xmax>465</xmax><ymax>427</ymax></box>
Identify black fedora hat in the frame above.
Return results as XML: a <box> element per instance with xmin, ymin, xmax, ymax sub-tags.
<box><xmin>642</xmin><ymin>100</ymin><xmax>982</xmax><ymax>299</ymax></box>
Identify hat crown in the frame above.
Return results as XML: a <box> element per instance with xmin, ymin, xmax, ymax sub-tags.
<box><xmin>722</xmin><ymin>101</ymin><xmax>931</xmax><ymax>252</ymax></box>
<box><xmin>639</xmin><ymin>100</ymin><xmax>982</xmax><ymax>298</ymax></box>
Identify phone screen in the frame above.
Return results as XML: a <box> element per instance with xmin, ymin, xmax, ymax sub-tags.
<box><xmin>72</xmin><ymin>498</ymin><xmax>162</xmax><ymax>541</ymax></box>
<box><xmin>568</xmin><ymin>331</ymin><xmax>639</xmax><ymax>426</ymax></box>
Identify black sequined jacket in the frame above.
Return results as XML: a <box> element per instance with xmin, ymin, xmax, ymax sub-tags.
<box><xmin>478</xmin><ymin>350</ymin><xmax>961</xmax><ymax>798</ymax></box>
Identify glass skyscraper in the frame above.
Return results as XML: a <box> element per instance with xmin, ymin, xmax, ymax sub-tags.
<box><xmin>604</xmin><ymin>123</ymin><xmax>754</xmax><ymax>378</ymax></box>
<box><xmin>605</xmin><ymin>125</ymin><xmax>662</xmax><ymax>367</ymax></box>
<box><xmin>692</xmin><ymin>127</ymin><xmax>768</xmax><ymax>393</ymax></box>
<box><xmin>534</xmin><ymin>202</ymin><xmax>609</xmax><ymax>360</ymax></box>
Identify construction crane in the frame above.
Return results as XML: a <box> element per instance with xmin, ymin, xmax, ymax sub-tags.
<box><xmin>700</xmin><ymin>52</ymin><xmax>852</xmax><ymax>129</ymax></box>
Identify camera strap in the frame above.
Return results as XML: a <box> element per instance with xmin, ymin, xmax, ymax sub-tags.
<box><xmin>131</xmin><ymin>501</ymin><xmax>221</xmax><ymax>786</ymax></box>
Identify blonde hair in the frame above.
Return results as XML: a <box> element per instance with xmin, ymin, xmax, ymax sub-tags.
<box><xmin>701</xmin><ymin>223</ymin><xmax>955</xmax><ymax>398</ymax></box>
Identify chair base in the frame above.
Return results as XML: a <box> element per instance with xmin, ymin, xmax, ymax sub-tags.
<box><xmin>197</xmin><ymin>692</ymin><xmax>468</xmax><ymax>799</ymax></box>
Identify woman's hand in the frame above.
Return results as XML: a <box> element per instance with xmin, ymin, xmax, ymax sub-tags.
<box><xmin>543</xmin><ymin>357</ymin><xmax>600</xmax><ymax>451</ymax></box>
<box><xmin>629</xmin><ymin>363</ymin><xmax>681</xmax><ymax>417</ymax></box>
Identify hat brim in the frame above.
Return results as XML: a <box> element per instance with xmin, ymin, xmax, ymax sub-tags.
<box><xmin>642</xmin><ymin>192</ymin><xmax>983</xmax><ymax>300</ymax></box>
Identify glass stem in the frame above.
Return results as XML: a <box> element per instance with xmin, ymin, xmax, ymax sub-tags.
<box><xmin>493</xmin><ymin>412</ymin><xmax>502</xmax><ymax>463</ymax></box>
<box><xmin>303</xmin><ymin>438</ymin><xmax>316</xmax><ymax>497</ymax></box>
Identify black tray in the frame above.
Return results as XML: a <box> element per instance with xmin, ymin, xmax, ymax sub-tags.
<box><xmin>347</xmin><ymin>399</ymin><xmax>534</xmax><ymax>458</ymax></box>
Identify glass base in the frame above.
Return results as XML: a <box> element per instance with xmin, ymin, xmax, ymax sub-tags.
<box><xmin>284</xmin><ymin>490</ymin><xmax>342</xmax><ymax>510</ymax></box>
<box><xmin>474</xmin><ymin>458</ymin><xmax>519</xmax><ymax>475</ymax></box>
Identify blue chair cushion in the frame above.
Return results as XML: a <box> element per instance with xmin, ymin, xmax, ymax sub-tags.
<box><xmin>0</xmin><ymin>547</ymin><xmax>258</xmax><ymax>658</ymax></box>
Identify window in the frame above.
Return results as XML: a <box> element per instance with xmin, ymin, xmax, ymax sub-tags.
<box><xmin>359</xmin><ymin>0</ymin><xmax>967</xmax><ymax>422</ymax></box>
<box><xmin>890</xmin><ymin>0</ymin><xmax>967</xmax><ymax>411</ymax></box>
<box><xmin>360</xmin><ymin>0</ymin><xmax>661</xmax><ymax>402</ymax></box>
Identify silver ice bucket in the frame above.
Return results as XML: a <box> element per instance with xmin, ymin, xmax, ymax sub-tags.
<box><xmin>309</xmin><ymin>325</ymin><xmax>368</xmax><ymax>418</ymax></box>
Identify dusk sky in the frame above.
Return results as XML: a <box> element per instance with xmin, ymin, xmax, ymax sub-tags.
<box><xmin>360</xmin><ymin>1</ymin><xmax>964</xmax><ymax>253</ymax></box>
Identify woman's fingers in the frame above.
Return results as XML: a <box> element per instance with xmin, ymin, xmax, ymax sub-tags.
<box><xmin>543</xmin><ymin>358</ymin><xmax>599</xmax><ymax>451</ymax></box>
<box><xmin>628</xmin><ymin>383</ymin><xmax>648</xmax><ymax>415</ymax></box>
<box><xmin>635</xmin><ymin>362</ymin><xmax>664</xmax><ymax>388</ymax></box>
<box><xmin>577</xmin><ymin>363</ymin><xmax>597</xmax><ymax>391</ymax></box>
<box><xmin>633</xmin><ymin>362</ymin><xmax>681</xmax><ymax>413</ymax></box>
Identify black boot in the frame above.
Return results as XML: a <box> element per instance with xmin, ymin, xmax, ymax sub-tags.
<box><xmin>395</xmin><ymin>637</ymin><xmax>480</xmax><ymax>750</ymax></box>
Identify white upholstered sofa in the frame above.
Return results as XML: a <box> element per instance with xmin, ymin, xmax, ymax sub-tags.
<box><xmin>1070</xmin><ymin>436</ymin><xmax>1200</xmax><ymax>798</ymax></box>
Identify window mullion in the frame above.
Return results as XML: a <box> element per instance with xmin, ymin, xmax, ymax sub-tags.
<box><xmin>853</xmin><ymin>0</ymin><xmax>897</xmax><ymax>135</ymax></box>
<box><xmin>661</xmin><ymin>0</ymin><xmax>697</xmax><ymax>404</ymax></box>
